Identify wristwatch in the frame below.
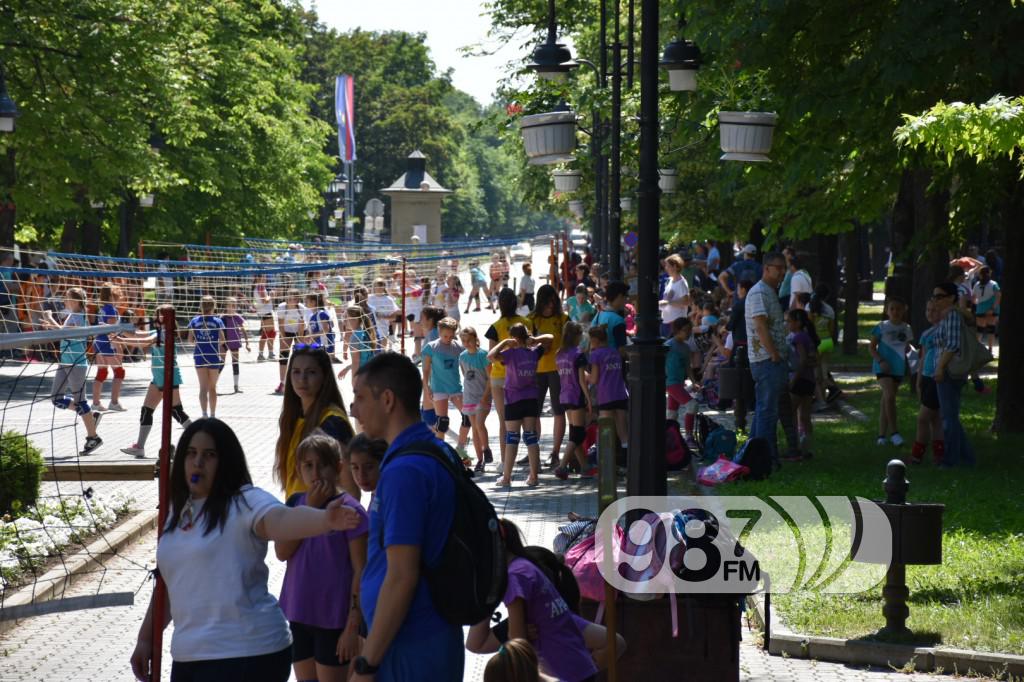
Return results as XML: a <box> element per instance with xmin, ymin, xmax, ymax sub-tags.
<box><xmin>353</xmin><ymin>656</ymin><xmax>380</xmax><ymax>675</ymax></box>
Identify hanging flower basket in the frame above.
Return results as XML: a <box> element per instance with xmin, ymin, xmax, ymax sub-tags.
<box><xmin>658</xmin><ymin>169</ymin><xmax>679</xmax><ymax>194</ymax></box>
<box><xmin>718</xmin><ymin>111</ymin><xmax>778</xmax><ymax>162</ymax></box>
<box><xmin>520</xmin><ymin>110</ymin><xmax>577</xmax><ymax>165</ymax></box>
<box><xmin>567</xmin><ymin>199</ymin><xmax>584</xmax><ymax>218</ymax></box>
<box><xmin>553</xmin><ymin>170</ymin><xmax>583</xmax><ymax>192</ymax></box>
<box><xmin>619</xmin><ymin>196</ymin><xmax>634</xmax><ymax>211</ymax></box>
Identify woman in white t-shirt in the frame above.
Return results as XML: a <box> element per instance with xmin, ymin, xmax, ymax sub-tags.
<box><xmin>130</xmin><ymin>419</ymin><xmax>359</xmax><ymax>682</ymax></box>
<box><xmin>659</xmin><ymin>254</ymin><xmax>690</xmax><ymax>336</ymax></box>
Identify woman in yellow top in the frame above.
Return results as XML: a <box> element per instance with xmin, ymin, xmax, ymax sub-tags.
<box><xmin>484</xmin><ymin>288</ymin><xmax>529</xmax><ymax>462</ymax></box>
<box><xmin>275</xmin><ymin>345</ymin><xmax>359</xmax><ymax>501</ymax></box>
<box><xmin>530</xmin><ymin>285</ymin><xmax>569</xmax><ymax>467</ymax></box>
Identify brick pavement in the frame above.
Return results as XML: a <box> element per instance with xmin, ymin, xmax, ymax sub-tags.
<box><xmin>0</xmin><ymin>248</ymin><xmax>973</xmax><ymax>680</ymax></box>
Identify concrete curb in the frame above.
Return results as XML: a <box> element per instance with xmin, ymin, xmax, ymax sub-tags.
<box><xmin>747</xmin><ymin>593</ymin><xmax>1024</xmax><ymax>678</ymax></box>
<box><xmin>0</xmin><ymin>508</ymin><xmax>158</xmax><ymax>636</ymax></box>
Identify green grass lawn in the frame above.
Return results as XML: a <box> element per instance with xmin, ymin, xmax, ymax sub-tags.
<box><xmin>726</xmin><ymin>375</ymin><xmax>1024</xmax><ymax>654</ymax></box>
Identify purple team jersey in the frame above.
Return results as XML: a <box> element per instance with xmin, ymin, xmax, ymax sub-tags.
<box><xmin>222</xmin><ymin>314</ymin><xmax>245</xmax><ymax>350</ymax></box>
<box><xmin>501</xmin><ymin>346</ymin><xmax>544</xmax><ymax>404</ymax></box>
<box><xmin>504</xmin><ymin>557</ymin><xmax>598</xmax><ymax>681</ymax></box>
<box><xmin>589</xmin><ymin>346</ymin><xmax>628</xmax><ymax>405</ymax></box>
<box><xmin>556</xmin><ymin>347</ymin><xmax>587</xmax><ymax>407</ymax></box>
<box><xmin>279</xmin><ymin>492</ymin><xmax>369</xmax><ymax>629</ymax></box>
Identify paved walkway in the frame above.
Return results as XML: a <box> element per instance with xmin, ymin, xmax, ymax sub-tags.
<box><xmin>0</xmin><ymin>246</ymin><xmax>971</xmax><ymax>680</ymax></box>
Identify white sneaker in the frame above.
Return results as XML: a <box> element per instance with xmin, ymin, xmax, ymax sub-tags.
<box><xmin>890</xmin><ymin>433</ymin><xmax>904</xmax><ymax>446</ymax></box>
<box><xmin>107</xmin><ymin>402</ymin><xmax>126</xmax><ymax>412</ymax></box>
<box><xmin>91</xmin><ymin>402</ymin><xmax>105</xmax><ymax>412</ymax></box>
<box><xmin>256</xmin><ymin>354</ymin><xmax>266</xmax><ymax>363</ymax></box>
<box><xmin>121</xmin><ymin>444</ymin><xmax>145</xmax><ymax>457</ymax></box>
<box><xmin>876</xmin><ymin>436</ymin><xmax>887</xmax><ymax>446</ymax></box>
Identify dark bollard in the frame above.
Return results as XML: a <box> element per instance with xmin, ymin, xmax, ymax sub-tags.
<box><xmin>876</xmin><ymin>459</ymin><xmax>944</xmax><ymax>637</ymax></box>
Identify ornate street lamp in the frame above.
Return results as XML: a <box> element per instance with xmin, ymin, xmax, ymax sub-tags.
<box><xmin>660</xmin><ymin>34</ymin><xmax>702</xmax><ymax>92</ymax></box>
<box><xmin>329</xmin><ymin>174</ymin><xmax>347</xmax><ymax>196</ymax></box>
<box><xmin>528</xmin><ymin>0</ymin><xmax>578</xmax><ymax>82</ymax></box>
<box><xmin>353</xmin><ymin>176</ymin><xmax>363</xmax><ymax>195</ymax></box>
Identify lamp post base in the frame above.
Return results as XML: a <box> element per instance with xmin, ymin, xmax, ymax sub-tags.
<box><xmin>626</xmin><ymin>339</ymin><xmax>667</xmax><ymax>499</ymax></box>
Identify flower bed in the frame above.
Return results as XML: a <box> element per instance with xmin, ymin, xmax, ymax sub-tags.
<box><xmin>0</xmin><ymin>491</ymin><xmax>135</xmax><ymax>590</ymax></box>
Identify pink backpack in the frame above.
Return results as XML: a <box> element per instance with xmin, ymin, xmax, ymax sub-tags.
<box><xmin>697</xmin><ymin>456</ymin><xmax>750</xmax><ymax>486</ymax></box>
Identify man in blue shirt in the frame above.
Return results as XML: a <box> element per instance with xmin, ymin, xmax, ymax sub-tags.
<box><xmin>351</xmin><ymin>352</ymin><xmax>463</xmax><ymax>681</ymax></box>
<box><xmin>718</xmin><ymin>244</ymin><xmax>763</xmax><ymax>298</ymax></box>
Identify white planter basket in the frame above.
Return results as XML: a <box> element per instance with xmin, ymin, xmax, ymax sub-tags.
<box><xmin>718</xmin><ymin>111</ymin><xmax>778</xmax><ymax>162</ymax></box>
<box><xmin>552</xmin><ymin>170</ymin><xmax>583</xmax><ymax>192</ymax></box>
<box><xmin>619</xmin><ymin>197</ymin><xmax>633</xmax><ymax>211</ymax></box>
<box><xmin>520</xmin><ymin>111</ymin><xmax>577</xmax><ymax>166</ymax></box>
<box><xmin>567</xmin><ymin>199</ymin><xmax>584</xmax><ymax>218</ymax></box>
<box><xmin>658</xmin><ymin>169</ymin><xmax>679</xmax><ymax>194</ymax></box>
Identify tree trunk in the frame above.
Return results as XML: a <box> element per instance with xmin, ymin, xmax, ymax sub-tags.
<box><xmin>81</xmin><ymin>216</ymin><xmax>102</xmax><ymax>255</ymax></box>
<box><xmin>909</xmin><ymin>170</ymin><xmax>951</xmax><ymax>336</ymax></box>
<box><xmin>886</xmin><ymin>169</ymin><xmax>915</xmax><ymax>305</ymax></box>
<box><xmin>814</xmin><ymin>233</ymin><xmax>840</xmax><ymax>307</ymax></box>
<box><xmin>842</xmin><ymin>227</ymin><xmax>860</xmax><ymax>355</ymax></box>
<box><xmin>994</xmin><ymin>177</ymin><xmax>1024</xmax><ymax>433</ymax></box>
<box><xmin>59</xmin><ymin>219</ymin><xmax>79</xmax><ymax>253</ymax></box>
<box><xmin>0</xmin><ymin>148</ymin><xmax>15</xmax><ymax>248</ymax></box>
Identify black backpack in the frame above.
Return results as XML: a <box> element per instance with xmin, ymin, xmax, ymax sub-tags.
<box><xmin>733</xmin><ymin>437</ymin><xmax>772</xmax><ymax>481</ymax></box>
<box><xmin>386</xmin><ymin>440</ymin><xmax>507</xmax><ymax>625</ymax></box>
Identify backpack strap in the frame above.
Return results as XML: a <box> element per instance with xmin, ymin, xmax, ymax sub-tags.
<box><xmin>376</xmin><ymin>440</ymin><xmax>465</xmax><ymax>552</ymax></box>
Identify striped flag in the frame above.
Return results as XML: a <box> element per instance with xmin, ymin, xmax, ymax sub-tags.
<box><xmin>335</xmin><ymin>75</ymin><xmax>356</xmax><ymax>161</ymax></box>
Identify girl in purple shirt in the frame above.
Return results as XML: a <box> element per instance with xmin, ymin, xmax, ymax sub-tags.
<box><xmin>487</xmin><ymin>323</ymin><xmax>553</xmax><ymax>488</ymax></box>
<box><xmin>221</xmin><ymin>297</ymin><xmax>250</xmax><ymax>394</ymax></box>
<box><xmin>276</xmin><ymin>432</ymin><xmax>368</xmax><ymax>682</ymax></box>
<box><xmin>554</xmin><ymin>322</ymin><xmax>594</xmax><ymax>480</ymax></box>
<box><xmin>588</xmin><ymin>326</ymin><xmax>629</xmax><ymax>461</ymax></box>
<box><xmin>466</xmin><ymin>519</ymin><xmax>624</xmax><ymax>681</ymax></box>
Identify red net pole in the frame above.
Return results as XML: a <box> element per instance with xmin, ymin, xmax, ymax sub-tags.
<box><xmin>401</xmin><ymin>258</ymin><xmax>407</xmax><ymax>355</ymax></box>
<box><xmin>150</xmin><ymin>308</ymin><xmax>176</xmax><ymax>681</ymax></box>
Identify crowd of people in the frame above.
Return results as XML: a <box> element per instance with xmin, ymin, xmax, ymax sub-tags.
<box><xmin>0</xmin><ymin>234</ymin><xmax>1002</xmax><ymax>681</ymax></box>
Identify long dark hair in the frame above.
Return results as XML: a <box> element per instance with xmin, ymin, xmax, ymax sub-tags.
<box><xmin>166</xmin><ymin>419</ymin><xmax>253</xmax><ymax>536</ymax></box>
<box><xmin>788</xmin><ymin>308</ymin><xmax>820</xmax><ymax>347</ymax></box>
<box><xmin>500</xmin><ymin>519</ymin><xmax>581</xmax><ymax>614</ymax></box>
<box><xmin>275</xmin><ymin>346</ymin><xmax>349</xmax><ymax>488</ymax></box>
<box><xmin>497</xmin><ymin>288</ymin><xmax>519</xmax><ymax>319</ymax></box>
<box><xmin>534</xmin><ymin>284</ymin><xmax>561</xmax><ymax>317</ymax></box>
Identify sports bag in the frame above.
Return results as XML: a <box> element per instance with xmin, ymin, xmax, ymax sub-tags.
<box><xmin>947</xmin><ymin>312</ymin><xmax>994</xmax><ymax>379</ymax></box>
<box><xmin>386</xmin><ymin>440</ymin><xmax>507</xmax><ymax>625</ymax></box>
<box><xmin>703</xmin><ymin>427</ymin><xmax>738</xmax><ymax>463</ymax></box>
<box><xmin>732</xmin><ymin>437</ymin><xmax>772</xmax><ymax>480</ymax></box>
<box><xmin>697</xmin><ymin>456</ymin><xmax>750</xmax><ymax>486</ymax></box>
<box><xmin>665</xmin><ymin>419</ymin><xmax>691</xmax><ymax>470</ymax></box>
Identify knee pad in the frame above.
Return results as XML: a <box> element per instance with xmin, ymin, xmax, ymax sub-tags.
<box><xmin>523</xmin><ymin>430</ymin><xmax>539</xmax><ymax>447</ymax></box>
<box><xmin>140</xmin><ymin>405</ymin><xmax>154</xmax><ymax>426</ymax></box>
<box><xmin>113</xmin><ymin>367</ymin><xmax>126</xmax><ymax>380</ymax></box>
<box><xmin>53</xmin><ymin>396</ymin><xmax>72</xmax><ymax>410</ymax></box>
<box><xmin>171</xmin><ymin>404</ymin><xmax>190</xmax><ymax>425</ymax></box>
<box><xmin>95</xmin><ymin>367</ymin><xmax>109</xmax><ymax>383</ymax></box>
<box><xmin>461</xmin><ymin>414</ymin><xmax>471</xmax><ymax>428</ymax></box>
<box><xmin>505</xmin><ymin>431</ymin><xmax>521</xmax><ymax>446</ymax></box>
<box><xmin>75</xmin><ymin>400</ymin><xmax>91</xmax><ymax>416</ymax></box>
<box><xmin>569</xmin><ymin>424</ymin><xmax>586</xmax><ymax>445</ymax></box>
<box><xmin>232</xmin><ymin>361</ymin><xmax>240</xmax><ymax>375</ymax></box>
<box><xmin>436</xmin><ymin>415</ymin><xmax>450</xmax><ymax>433</ymax></box>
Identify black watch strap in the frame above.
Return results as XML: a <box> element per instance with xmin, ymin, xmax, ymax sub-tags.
<box><xmin>354</xmin><ymin>656</ymin><xmax>380</xmax><ymax>675</ymax></box>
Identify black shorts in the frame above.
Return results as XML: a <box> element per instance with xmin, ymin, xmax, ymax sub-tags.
<box><xmin>504</xmin><ymin>398</ymin><xmax>540</xmax><ymax>421</ymax></box>
<box><xmin>563</xmin><ymin>395</ymin><xmax>589</xmax><ymax>412</ymax></box>
<box><xmin>790</xmin><ymin>377</ymin><xmax>816</xmax><ymax>397</ymax></box>
<box><xmin>170</xmin><ymin>646</ymin><xmax>291</xmax><ymax>682</ymax></box>
<box><xmin>290</xmin><ymin>621</ymin><xmax>347</xmax><ymax>667</ymax></box>
<box><xmin>598</xmin><ymin>399</ymin><xmax>629</xmax><ymax>411</ymax></box>
<box><xmin>536</xmin><ymin>371</ymin><xmax>565</xmax><ymax>415</ymax></box>
<box><xmin>876</xmin><ymin>373</ymin><xmax>903</xmax><ymax>385</ymax></box>
<box><xmin>919</xmin><ymin>375</ymin><xmax>940</xmax><ymax>410</ymax></box>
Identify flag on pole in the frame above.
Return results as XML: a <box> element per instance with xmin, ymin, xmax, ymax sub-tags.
<box><xmin>335</xmin><ymin>75</ymin><xmax>356</xmax><ymax>161</ymax></box>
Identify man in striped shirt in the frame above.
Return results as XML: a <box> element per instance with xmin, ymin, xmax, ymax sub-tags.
<box><xmin>931</xmin><ymin>281</ymin><xmax>975</xmax><ymax>467</ymax></box>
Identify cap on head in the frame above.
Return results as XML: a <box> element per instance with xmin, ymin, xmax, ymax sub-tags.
<box><xmin>742</xmin><ymin>244</ymin><xmax>757</xmax><ymax>256</ymax></box>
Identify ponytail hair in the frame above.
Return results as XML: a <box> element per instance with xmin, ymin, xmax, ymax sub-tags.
<box><xmin>499</xmin><ymin>519</ymin><xmax>581</xmax><ymax>614</ymax></box>
<box><xmin>788</xmin><ymin>308</ymin><xmax>820</xmax><ymax>347</ymax></box>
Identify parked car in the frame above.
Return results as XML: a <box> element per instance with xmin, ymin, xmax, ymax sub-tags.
<box><xmin>570</xmin><ymin>229</ymin><xmax>589</xmax><ymax>249</ymax></box>
<box><xmin>510</xmin><ymin>241</ymin><xmax>533</xmax><ymax>262</ymax></box>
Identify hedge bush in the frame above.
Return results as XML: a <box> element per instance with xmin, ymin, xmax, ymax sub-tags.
<box><xmin>0</xmin><ymin>431</ymin><xmax>45</xmax><ymax>515</ymax></box>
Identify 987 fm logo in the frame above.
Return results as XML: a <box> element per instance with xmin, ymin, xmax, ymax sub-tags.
<box><xmin>596</xmin><ymin>496</ymin><xmax>894</xmax><ymax>595</ymax></box>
